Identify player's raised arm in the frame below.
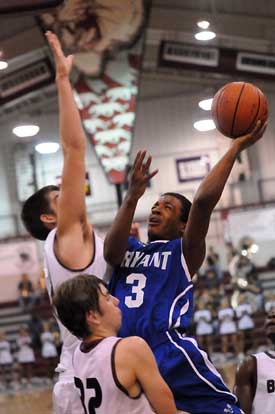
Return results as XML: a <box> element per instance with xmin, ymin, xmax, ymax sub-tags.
<box><xmin>104</xmin><ymin>150</ymin><xmax>158</xmax><ymax>266</ymax></box>
<box><xmin>119</xmin><ymin>337</ymin><xmax>177</xmax><ymax>414</ymax></box>
<box><xmin>46</xmin><ymin>32</ymin><xmax>92</xmax><ymax>266</ymax></box>
<box><xmin>234</xmin><ymin>356</ymin><xmax>256</xmax><ymax>414</ymax></box>
<box><xmin>183</xmin><ymin>120</ymin><xmax>267</xmax><ymax>277</ymax></box>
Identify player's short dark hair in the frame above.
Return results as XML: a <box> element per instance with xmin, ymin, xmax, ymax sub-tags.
<box><xmin>53</xmin><ymin>274</ymin><xmax>106</xmax><ymax>340</ymax></box>
<box><xmin>162</xmin><ymin>192</ymin><xmax>192</xmax><ymax>222</ymax></box>
<box><xmin>21</xmin><ymin>185</ymin><xmax>59</xmax><ymax>241</ymax></box>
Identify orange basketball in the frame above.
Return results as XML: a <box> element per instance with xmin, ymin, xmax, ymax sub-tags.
<box><xmin>211</xmin><ymin>82</ymin><xmax>268</xmax><ymax>138</ymax></box>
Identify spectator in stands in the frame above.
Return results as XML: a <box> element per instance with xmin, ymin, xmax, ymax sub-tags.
<box><xmin>36</xmin><ymin>269</ymin><xmax>48</xmax><ymax>303</ymax></box>
<box><xmin>246</xmin><ymin>271</ymin><xmax>264</xmax><ymax>311</ymax></box>
<box><xmin>218</xmin><ymin>297</ymin><xmax>240</xmax><ymax>361</ymax></box>
<box><xmin>265</xmin><ymin>291</ymin><xmax>275</xmax><ymax>313</ymax></box>
<box><xmin>18</xmin><ymin>273</ymin><xmax>36</xmax><ymax>310</ymax></box>
<box><xmin>41</xmin><ymin>321</ymin><xmax>58</xmax><ymax>381</ymax></box>
<box><xmin>206</xmin><ymin>246</ymin><xmax>223</xmax><ymax>281</ymax></box>
<box><xmin>16</xmin><ymin>326</ymin><xmax>35</xmax><ymax>386</ymax></box>
<box><xmin>205</xmin><ymin>268</ymin><xmax>219</xmax><ymax>290</ymax></box>
<box><xmin>194</xmin><ymin>301</ymin><xmax>213</xmax><ymax>355</ymax></box>
<box><xmin>41</xmin><ymin>321</ymin><xmax>58</xmax><ymax>360</ymax></box>
<box><xmin>0</xmin><ymin>331</ymin><xmax>13</xmax><ymax>390</ymax></box>
<box><xmin>236</xmin><ymin>294</ymin><xmax>255</xmax><ymax>356</ymax></box>
<box><xmin>28</xmin><ymin>314</ymin><xmax>43</xmax><ymax>350</ymax></box>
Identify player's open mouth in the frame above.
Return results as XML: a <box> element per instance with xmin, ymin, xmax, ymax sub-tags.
<box><xmin>148</xmin><ymin>217</ymin><xmax>161</xmax><ymax>226</ymax></box>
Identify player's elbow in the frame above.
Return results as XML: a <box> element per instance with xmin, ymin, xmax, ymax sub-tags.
<box><xmin>193</xmin><ymin>192</ymin><xmax>213</xmax><ymax>209</ymax></box>
<box><xmin>62</xmin><ymin>138</ymin><xmax>86</xmax><ymax>154</ymax></box>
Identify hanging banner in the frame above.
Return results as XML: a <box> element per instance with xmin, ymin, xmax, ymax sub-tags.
<box><xmin>39</xmin><ymin>0</ymin><xmax>150</xmax><ymax>184</ymax></box>
<box><xmin>227</xmin><ymin>207</ymin><xmax>275</xmax><ymax>245</ymax></box>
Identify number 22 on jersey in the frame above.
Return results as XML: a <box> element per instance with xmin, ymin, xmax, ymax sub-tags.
<box><xmin>74</xmin><ymin>377</ymin><xmax>102</xmax><ymax>414</ymax></box>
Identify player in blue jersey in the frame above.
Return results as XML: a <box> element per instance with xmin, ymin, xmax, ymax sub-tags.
<box><xmin>104</xmin><ymin>120</ymin><xmax>266</xmax><ymax>414</ymax></box>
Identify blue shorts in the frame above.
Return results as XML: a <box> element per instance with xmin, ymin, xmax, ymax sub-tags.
<box><xmin>153</xmin><ymin>330</ymin><xmax>242</xmax><ymax>414</ymax></box>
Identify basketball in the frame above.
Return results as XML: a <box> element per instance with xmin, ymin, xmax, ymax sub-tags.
<box><xmin>211</xmin><ymin>82</ymin><xmax>268</xmax><ymax>138</ymax></box>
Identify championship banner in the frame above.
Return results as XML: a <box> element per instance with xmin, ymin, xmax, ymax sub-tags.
<box><xmin>39</xmin><ymin>0</ymin><xmax>151</xmax><ymax>184</ymax></box>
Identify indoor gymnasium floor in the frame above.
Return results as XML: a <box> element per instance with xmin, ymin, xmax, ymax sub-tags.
<box><xmin>0</xmin><ymin>387</ymin><xmax>53</xmax><ymax>414</ymax></box>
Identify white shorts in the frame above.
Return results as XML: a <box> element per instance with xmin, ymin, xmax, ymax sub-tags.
<box><xmin>53</xmin><ymin>380</ymin><xmax>84</xmax><ymax>414</ymax></box>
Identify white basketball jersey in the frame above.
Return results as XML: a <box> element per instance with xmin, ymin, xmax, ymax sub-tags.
<box><xmin>73</xmin><ymin>337</ymin><xmax>152</xmax><ymax>414</ymax></box>
<box><xmin>44</xmin><ymin>228</ymin><xmax>107</xmax><ymax>376</ymax></box>
<box><xmin>252</xmin><ymin>352</ymin><xmax>275</xmax><ymax>414</ymax></box>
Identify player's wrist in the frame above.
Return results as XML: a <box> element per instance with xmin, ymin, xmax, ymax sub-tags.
<box><xmin>124</xmin><ymin>192</ymin><xmax>140</xmax><ymax>206</ymax></box>
<box><xmin>230</xmin><ymin>139</ymin><xmax>243</xmax><ymax>155</ymax></box>
<box><xmin>55</xmin><ymin>74</ymin><xmax>70</xmax><ymax>84</ymax></box>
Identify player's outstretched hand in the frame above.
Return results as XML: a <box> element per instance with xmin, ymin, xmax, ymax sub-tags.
<box><xmin>45</xmin><ymin>31</ymin><xmax>74</xmax><ymax>80</ymax></box>
<box><xmin>128</xmin><ymin>150</ymin><xmax>158</xmax><ymax>201</ymax></box>
<box><xmin>233</xmin><ymin>120</ymin><xmax>267</xmax><ymax>152</ymax></box>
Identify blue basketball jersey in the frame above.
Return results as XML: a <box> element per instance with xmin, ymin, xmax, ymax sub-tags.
<box><xmin>109</xmin><ymin>237</ymin><xmax>243</xmax><ymax>414</ymax></box>
<box><xmin>109</xmin><ymin>237</ymin><xmax>193</xmax><ymax>348</ymax></box>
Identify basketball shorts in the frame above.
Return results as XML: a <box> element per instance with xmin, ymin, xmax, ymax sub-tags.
<box><xmin>153</xmin><ymin>330</ymin><xmax>242</xmax><ymax>414</ymax></box>
<box><xmin>53</xmin><ymin>378</ymin><xmax>84</xmax><ymax>414</ymax></box>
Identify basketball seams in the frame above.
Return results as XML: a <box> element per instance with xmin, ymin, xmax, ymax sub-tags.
<box><xmin>231</xmin><ymin>82</ymin><xmax>246</xmax><ymax>138</ymax></box>
<box><xmin>246</xmin><ymin>88</ymin><xmax>261</xmax><ymax>134</ymax></box>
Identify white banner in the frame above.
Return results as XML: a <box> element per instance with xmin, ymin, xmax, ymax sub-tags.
<box><xmin>227</xmin><ymin>207</ymin><xmax>275</xmax><ymax>245</ymax></box>
<box><xmin>0</xmin><ymin>240</ymin><xmax>40</xmax><ymax>277</ymax></box>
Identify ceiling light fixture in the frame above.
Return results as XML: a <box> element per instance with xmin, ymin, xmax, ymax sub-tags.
<box><xmin>0</xmin><ymin>60</ymin><xmax>8</xmax><ymax>70</ymax></box>
<box><xmin>195</xmin><ymin>31</ymin><xmax>216</xmax><ymax>41</ymax></box>
<box><xmin>35</xmin><ymin>142</ymin><xmax>60</xmax><ymax>154</ymax></box>
<box><xmin>198</xmin><ymin>98</ymin><xmax>213</xmax><ymax>111</ymax></box>
<box><xmin>193</xmin><ymin>119</ymin><xmax>216</xmax><ymax>132</ymax></box>
<box><xmin>13</xmin><ymin>125</ymin><xmax>40</xmax><ymax>137</ymax></box>
<box><xmin>197</xmin><ymin>20</ymin><xmax>210</xmax><ymax>30</ymax></box>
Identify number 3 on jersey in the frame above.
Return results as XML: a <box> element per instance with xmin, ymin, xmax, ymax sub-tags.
<box><xmin>125</xmin><ymin>273</ymin><xmax>147</xmax><ymax>308</ymax></box>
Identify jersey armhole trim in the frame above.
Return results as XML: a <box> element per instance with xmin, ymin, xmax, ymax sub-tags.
<box><xmin>181</xmin><ymin>238</ymin><xmax>192</xmax><ymax>282</ymax></box>
<box><xmin>265</xmin><ymin>351</ymin><xmax>275</xmax><ymax>359</ymax></box>
<box><xmin>111</xmin><ymin>339</ymin><xmax>142</xmax><ymax>400</ymax></box>
<box><xmin>251</xmin><ymin>354</ymin><xmax>257</xmax><ymax>402</ymax></box>
<box><xmin>53</xmin><ymin>230</ymin><xmax>97</xmax><ymax>272</ymax></box>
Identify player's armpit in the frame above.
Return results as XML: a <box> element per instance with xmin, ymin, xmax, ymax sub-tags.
<box><xmin>234</xmin><ymin>356</ymin><xmax>256</xmax><ymax>414</ymax></box>
<box><xmin>128</xmin><ymin>337</ymin><xmax>177</xmax><ymax>414</ymax></box>
<box><xmin>55</xmin><ymin>221</ymin><xmax>94</xmax><ymax>270</ymax></box>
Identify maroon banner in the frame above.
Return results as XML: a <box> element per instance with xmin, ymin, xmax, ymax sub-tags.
<box><xmin>74</xmin><ymin>52</ymin><xmax>141</xmax><ymax>184</ymax></box>
<box><xmin>39</xmin><ymin>0</ymin><xmax>149</xmax><ymax>184</ymax></box>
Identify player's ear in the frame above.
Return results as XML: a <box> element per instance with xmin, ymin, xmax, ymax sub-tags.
<box><xmin>86</xmin><ymin>310</ymin><xmax>100</xmax><ymax>326</ymax></box>
<box><xmin>40</xmin><ymin>213</ymin><xmax>56</xmax><ymax>225</ymax></box>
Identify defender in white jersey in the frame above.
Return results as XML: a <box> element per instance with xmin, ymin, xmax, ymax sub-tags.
<box><xmin>234</xmin><ymin>309</ymin><xmax>275</xmax><ymax>414</ymax></box>
<box><xmin>21</xmin><ymin>33</ymin><xmax>106</xmax><ymax>413</ymax></box>
<box><xmin>53</xmin><ymin>274</ymin><xmax>177</xmax><ymax>414</ymax></box>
